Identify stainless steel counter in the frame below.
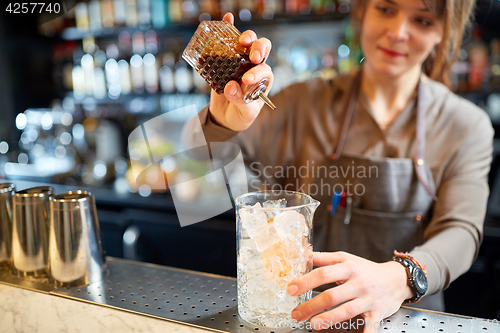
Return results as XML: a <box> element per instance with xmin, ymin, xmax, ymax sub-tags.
<box><xmin>0</xmin><ymin>257</ymin><xmax>496</xmax><ymax>333</ymax></box>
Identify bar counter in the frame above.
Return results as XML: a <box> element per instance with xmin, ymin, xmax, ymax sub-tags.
<box><xmin>0</xmin><ymin>257</ymin><xmax>496</xmax><ymax>333</ymax></box>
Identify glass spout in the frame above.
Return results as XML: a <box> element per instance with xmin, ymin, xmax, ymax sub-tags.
<box><xmin>306</xmin><ymin>198</ymin><xmax>320</xmax><ymax>214</ymax></box>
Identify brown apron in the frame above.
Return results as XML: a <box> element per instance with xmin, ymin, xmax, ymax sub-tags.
<box><xmin>312</xmin><ymin>71</ymin><xmax>444</xmax><ymax>311</ymax></box>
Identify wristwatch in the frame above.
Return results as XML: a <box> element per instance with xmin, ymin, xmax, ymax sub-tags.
<box><xmin>393</xmin><ymin>252</ymin><xmax>428</xmax><ymax>305</ymax></box>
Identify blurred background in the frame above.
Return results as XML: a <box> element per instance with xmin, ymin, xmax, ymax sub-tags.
<box><xmin>0</xmin><ymin>0</ymin><xmax>499</xmax><ymax>320</ymax></box>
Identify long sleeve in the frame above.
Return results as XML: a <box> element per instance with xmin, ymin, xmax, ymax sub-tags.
<box><xmin>410</xmin><ymin>111</ymin><xmax>494</xmax><ymax>296</ymax></box>
<box><xmin>181</xmin><ymin>103</ymin><xmax>240</xmax><ymax>149</ymax></box>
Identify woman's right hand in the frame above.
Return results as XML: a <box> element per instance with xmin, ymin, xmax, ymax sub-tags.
<box><xmin>209</xmin><ymin>12</ymin><xmax>274</xmax><ymax>132</ymax></box>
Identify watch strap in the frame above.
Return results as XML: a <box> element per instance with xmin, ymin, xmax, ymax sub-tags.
<box><xmin>393</xmin><ymin>250</ymin><xmax>427</xmax><ymax>276</ymax></box>
<box><xmin>393</xmin><ymin>251</ymin><xmax>428</xmax><ymax>305</ymax></box>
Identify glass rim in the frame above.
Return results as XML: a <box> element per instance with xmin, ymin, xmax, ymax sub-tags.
<box><xmin>16</xmin><ymin>186</ymin><xmax>54</xmax><ymax>197</ymax></box>
<box><xmin>53</xmin><ymin>190</ymin><xmax>93</xmax><ymax>203</ymax></box>
<box><xmin>0</xmin><ymin>183</ymin><xmax>15</xmax><ymax>193</ymax></box>
<box><xmin>234</xmin><ymin>190</ymin><xmax>319</xmax><ymax>211</ymax></box>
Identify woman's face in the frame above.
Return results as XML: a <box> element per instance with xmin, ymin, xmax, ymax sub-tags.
<box><xmin>360</xmin><ymin>0</ymin><xmax>444</xmax><ymax>77</ymax></box>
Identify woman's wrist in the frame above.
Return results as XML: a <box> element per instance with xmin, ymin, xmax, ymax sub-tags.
<box><xmin>384</xmin><ymin>261</ymin><xmax>414</xmax><ymax>302</ymax></box>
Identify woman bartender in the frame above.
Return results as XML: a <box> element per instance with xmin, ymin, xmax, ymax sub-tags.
<box><xmin>182</xmin><ymin>0</ymin><xmax>494</xmax><ymax>330</ymax></box>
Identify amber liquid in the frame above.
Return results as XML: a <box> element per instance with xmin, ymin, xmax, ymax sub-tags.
<box><xmin>198</xmin><ymin>53</ymin><xmax>257</xmax><ymax>94</ymax></box>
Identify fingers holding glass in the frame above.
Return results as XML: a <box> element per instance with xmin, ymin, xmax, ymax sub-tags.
<box><xmin>287</xmin><ymin>263</ymin><xmax>353</xmax><ymax>297</ymax></box>
<box><xmin>291</xmin><ymin>284</ymin><xmax>358</xmax><ymax>322</ymax></box>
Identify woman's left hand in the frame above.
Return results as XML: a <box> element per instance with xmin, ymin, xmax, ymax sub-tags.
<box><xmin>287</xmin><ymin>251</ymin><xmax>414</xmax><ymax>332</ymax></box>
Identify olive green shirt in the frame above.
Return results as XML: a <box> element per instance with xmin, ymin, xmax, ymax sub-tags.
<box><xmin>182</xmin><ymin>71</ymin><xmax>494</xmax><ymax>296</ymax></box>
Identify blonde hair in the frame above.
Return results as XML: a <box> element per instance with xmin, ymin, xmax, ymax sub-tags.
<box><xmin>350</xmin><ymin>0</ymin><xmax>476</xmax><ymax>88</ymax></box>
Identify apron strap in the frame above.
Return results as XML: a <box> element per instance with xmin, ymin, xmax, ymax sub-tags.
<box><xmin>330</xmin><ymin>70</ymin><xmax>438</xmax><ymax>201</ymax></box>
<box><xmin>414</xmin><ymin>76</ymin><xmax>438</xmax><ymax>201</ymax></box>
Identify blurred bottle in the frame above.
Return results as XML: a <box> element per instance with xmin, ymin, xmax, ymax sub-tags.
<box><xmin>174</xmin><ymin>58</ymin><xmax>193</xmax><ymax>93</ymax></box>
<box><xmin>219</xmin><ymin>0</ymin><xmax>235</xmax><ymax>17</ymax></box>
<box><xmin>151</xmin><ymin>0</ymin><xmax>169</xmax><ymax>28</ymax></box>
<box><xmin>82</xmin><ymin>35</ymin><xmax>97</xmax><ymax>54</ymax></box>
<box><xmin>211</xmin><ymin>0</ymin><xmax>222</xmax><ymax>19</ymax></box>
<box><xmin>263</xmin><ymin>0</ymin><xmax>284</xmax><ymax>18</ymax></box>
<box><xmin>94</xmin><ymin>50</ymin><xmax>108</xmax><ymax>99</ymax></box>
<box><xmin>106</xmin><ymin>43</ymin><xmax>120</xmax><ymax>59</ymax></box>
<box><xmin>75</xmin><ymin>2</ymin><xmax>90</xmax><ymax>31</ymax></box>
<box><xmin>105</xmin><ymin>58</ymin><xmax>122</xmax><ymax>98</ymax></box>
<box><xmin>279</xmin><ymin>0</ymin><xmax>295</xmax><ymax>14</ymax></box>
<box><xmin>239</xmin><ymin>0</ymin><xmax>255</xmax><ymax>20</ymax></box>
<box><xmin>101</xmin><ymin>0</ymin><xmax>116</xmax><ymax>29</ymax></box>
<box><xmin>337</xmin><ymin>0</ymin><xmax>350</xmax><ymax>14</ymax></box>
<box><xmin>285</xmin><ymin>0</ymin><xmax>309</xmax><ymax>14</ymax></box>
<box><xmin>144</xmin><ymin>53</ymin><xmax>159</xmax><ymax>93</ymax></box>
<box><xmin>132</xmin><ymin>31</ymin><xmax>146</xmax><ymax>55</ymax></box>
<box><xmin>310</xmin><ymin>0</ymin><xmax>324</xmax><ymax>13</ymax></box>
<box><xmin>137</xmin><ymin>0</ymin><xmax>152</xmax><ymax>29</ymax></box>
<box><xmin>116</xmin><ymin>32</ymin><xmax>133</xmax><ymax>95</ymax></box>
<box><xmin>169</xmin><ymin>0</ymin><xmax>183</xmax><ymax>23</ymax></box>
<box><xmin>81</xmin><ymin>54</ymin><xmax>95</xmax><ymax>96</ymax></box>
<box><xmin>466</xmin><ymin>27</ymin><xmax>488</xmax><ymax>91</ymax></box>
<box><xmin>89</xmin><ymin>0</ymin><xmax>103</xmax><ymax>33</ymax></box>
<box><xmin>489</xmin><ymin>39</ymin><xmax>500</xmax><ymax>89</ymax></box>
<box><xmin>160</xmin><ymin>53</ymin><xmax>176</xmax><ymax>93</ymax></box>
<box><xmin>94</xmin><ymin>49</ymin><xmax>108</xmax><ymax>68</ymax></box>
<box><xmin>119</xmin><ymin>31</ymin><xmax>133</xmax><ymax>56</ymax></box>
<box><xmin>199</xmin><ymin>0</ymin><xmax>221</xmax><ymax>20</ymax></box>
<box><xmin>324</xmin><ymin>0</ymin><xmax>337</xmax><ymax>13</ymax></box>
<box><xmin>145</xmin><ymin>30</ymin><xmax>159</xmax><ymax>54</ymax></box>
<box><xmin>113</xmin><ymin>0</ymin><xmax>127</xmax><ymax>26</ymax></box>
<box><xmin>118</xmin><ymin>60</ymin><xmax>133</xmax><ymax>94</ymax></box>
<box><xmin>255</xmin><ymin>0</ymin><xmax>265</xmax><ymax>17</ymax></box>
<box><xmin>125</xmin><ymin>0</ymin><xmax>139</xmax><ymax>27</ymax></box>
<box><xmin>95</xmin><ymin>121</ymin><xmax>122</xmax><ymax>165</ymax></box>
<box><xmin>130</xmin><ymin>54</ymin><xmax>145</xmax><ymax>93</ymax></box>
<box><xmin>72</xmin><ymin>48</ymin><xmax>86</xmax><ymax>98</ymax></box>
<box><xmin>94</xmin><ymin>67</ymin><xmax>107</xmax><ymax>99</ymax></box>
<box><xmin>181</xmin><ymin>0</ymin><xmax>199</xmax><ymax>22</ymax></box>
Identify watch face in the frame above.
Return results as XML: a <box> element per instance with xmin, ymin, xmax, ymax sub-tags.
<box><xmin>414</xmin><ymin>269</ymin><xmax>428</xmax><ymax>294</ymax></box>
